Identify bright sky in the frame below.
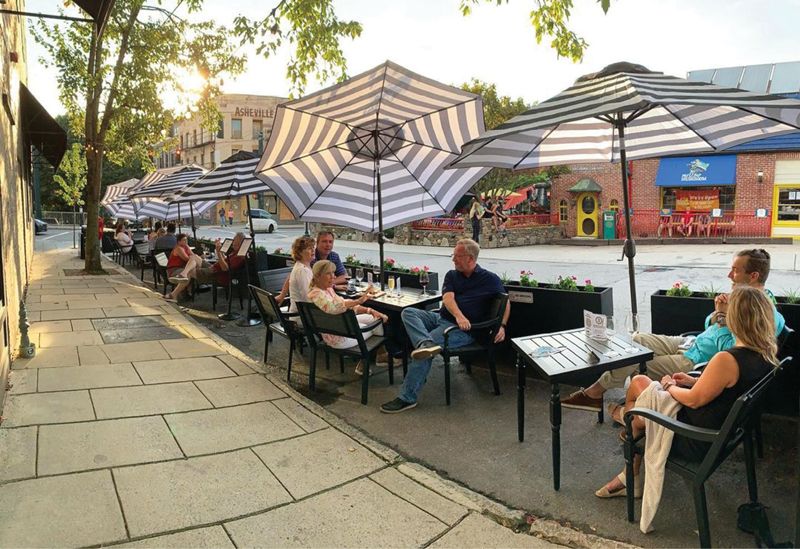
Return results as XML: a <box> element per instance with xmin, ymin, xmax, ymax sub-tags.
<box><xmin>24</xmin><ymin>0</ymin><xmax>800</xmax><ymax>116</ymax></box>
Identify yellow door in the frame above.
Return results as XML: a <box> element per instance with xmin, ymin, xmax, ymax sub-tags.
<box><xmin>576</xmin><ymin>193</ymin><xmax>599</xmax><ymax>237</ymax></box>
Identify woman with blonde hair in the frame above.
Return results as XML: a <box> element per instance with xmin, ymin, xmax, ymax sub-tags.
<box><xmin>285</xmin><ymin>236</ymin><xmax>316</xmax><ymax>318</ymax></box>
<box><xmin>596</xmin><ymin>284</ymin><xmax>778</xmax><ymax>498</ymax></box>
<box><xmin>308</xmin><ymin>260</ymin><xmax>389</xmax><ymax>375</ymax></box>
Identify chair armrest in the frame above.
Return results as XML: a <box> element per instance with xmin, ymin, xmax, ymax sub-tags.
<box><xmin>470</xmin><ymin>318</ymin><xmax>501</xmax><ymax>331</ymax></box>
<box><xmin>680</xmin><ymin>331</ymin><xmax>701</xmax><ymax>337</ymax></box>
<box><xmin>359</xmin><ymin>318</ymin><xmax>383</xmax><ymax>332</ymax></box>
<box><xmin>282</xmin><ymin>311</ymin><xmax>300</xmax><ymax>319</ymax></box>
<box><xmin>625</xmin><ymin>407</ymin><xmax>719</xmax><ymax>442</ymax></box>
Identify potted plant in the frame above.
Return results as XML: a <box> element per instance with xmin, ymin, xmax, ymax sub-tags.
<box><xmin>266</xmin><ymin>247</ymin><xmax>293</xmax><ymax>269</ymax></box>
<box><xmin>343</xmin><ymin>255</ymin><xmax>440</xmax><ymax>291</ymax></box>
<box><xmin>503</xmin><ymin>272</ymin><xmax>613</xmax><ymax>339</ymax></box>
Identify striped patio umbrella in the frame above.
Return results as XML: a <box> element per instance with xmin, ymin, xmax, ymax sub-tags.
<box><xmin>133</xmin><ymin>197</ymin><xmax>217</xmax><ymax>222</ymax></box>
<box><xmin>130</xmin><ymin>165</ymin><xmax>208</xmax><ymax>237</ymax></box>
<box><xmin>104</xmin><ymin>197</ymin><xmax>149</xmax><ymax>221</ymax></box>
<box><xmin>100</xmin><ymin>178</ymin><xmax>139</xmax><ymax>206</ymax></box>
<box><xmin>255</xmin><ymin>60</ymin><xmax>490</xmax><ymax>286</ymax></box>
<box><xmin>450</xmin><ymin>61</ymin><xmax>800</xmax><ymax>321</ymax></box>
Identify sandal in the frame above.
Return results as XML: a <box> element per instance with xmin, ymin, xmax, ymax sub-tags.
<box><xmin>595</xmin><ymin>470</ymin><xmax>643</xmax><ymax>499</ymax></box>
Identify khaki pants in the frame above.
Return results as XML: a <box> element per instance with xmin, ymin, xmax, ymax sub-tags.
<box><xmin>597</xmin><ymin>333</ymin><xmax>695</xmax><ymax>390</ymax></box>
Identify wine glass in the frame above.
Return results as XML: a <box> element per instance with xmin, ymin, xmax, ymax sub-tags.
<box><xmin>355</xmin><ymin>267</ymin><xmax>364</xmax><ymax>288</ymax></box>
<box><xmin>419</xmin><ymin>270</ymin><xmax>429</xmax><ymax>295</ymax></box>
<box><xmin>372</xmin><ymin>264</ymin><xmax>382</xmax><ymax>289</ymax></box>
<box><xmin>387</xmin><ymin>276</ymin><xmax>396</xmax><ymax>297</ymax></box>
<box><xmin>605</xmin><ymin>316</ymin><xmax>616</xmax><ymax>339</ymax></box>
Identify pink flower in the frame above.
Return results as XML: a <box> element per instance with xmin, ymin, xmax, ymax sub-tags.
<box><xmin>585</xmin><ymin>279</ymin><xmax>592</xmax><ymax>284</ymax></box>
<box><xmin>571</xmin><ymin>276</ymin><xmax>577</xmax><ymax>281</ymax></box>
<box><xmin>411</xmin><ymin>266</ymin><xmax>420</xmax><ymax>273</ymax></box>
<box><xmin>423</xmin><ymin>266</ymin><xmax>430</xmax><ymax>271</ymax></box>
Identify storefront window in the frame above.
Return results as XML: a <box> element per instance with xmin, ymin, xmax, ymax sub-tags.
<box><xmin>559</xmin><ymin>200</ymin><xmax>568</xmax><ymax>222</ymax></box>
<box><xmin>231</xmin><ymin>119</ymin><xmax>242</xmax><ymax>139</ymax></box>
<box><xmin>252</xmin><ymin>119</ymin><xmax>263</xmax><ymax>140</ymax></box>
<box><xmin>776</xmin><ymin>187</ymin><xmax>800</xmax><ymax>222</ymax></box>
<box><xmin>661</xmin><ymin>186</ymin><xmax>735</xmax><ymax>211</ymax></box>
<box><xmin>610</xmin><ymin>199</ymin><xmax>619</xmax><ymax>212</ymax></box>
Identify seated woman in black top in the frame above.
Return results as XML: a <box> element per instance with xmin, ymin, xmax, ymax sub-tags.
<box><xmin>596</xmin><ymin>284</ymin><xmax>778</xmax><ymax>498</ymax></box>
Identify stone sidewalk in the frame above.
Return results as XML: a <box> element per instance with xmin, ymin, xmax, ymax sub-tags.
<box><xmin>0</xmin><ymin>248</ymin><xmax>600</xmax><ymax>548</ymax></box>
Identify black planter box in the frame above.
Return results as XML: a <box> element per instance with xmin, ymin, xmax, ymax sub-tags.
<box><xmin>650</xmin><ymin>291</ymin><xmax>716</xmax><ymax>335</ymax></box>
<box><xmin>342</xmin><ymin>264</ymin><xmax>440</xmax><ymax>292</ymax></box>
<box><xmin>266</xmin><ymin>253</ymin><xmax>293</xmax><ymax>270</ymax></box>
<box><xmin>503</xmin><ymin>283</ymin><xmax>613</xmax><ymax>339</ymax></box>
<box><xmin>650</xmin><ymin>290</ymin><xmax>800</xmax><ymax>416</ymax></box>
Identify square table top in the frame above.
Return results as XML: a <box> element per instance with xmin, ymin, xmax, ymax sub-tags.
<box><xmin>512</xmin><ymin>327</ymin><xmax>653</xmax><ymax>385</ymax></box>
<box><xmin>365</xmin><ymin>290</ymin><xmax>442</xmax><ymax>313</ymax></box>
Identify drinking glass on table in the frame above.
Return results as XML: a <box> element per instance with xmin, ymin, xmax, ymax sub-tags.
<box><xmin>387</xmin><ymin>276</ymin><xmax>396</xmax><ymax>297</ymax></box>
<box><xmin>419</xmin><ymin>270</ymin><xmax>429</xmax><ymax>295</ymax></box>
<box><xmin>372</xmin><ymin>264</ymin><xmax>381</xmax><ymax>288</ymax></box>
<box><xmin>355</xmin><ymin>267</ymin><xmax>364</xmax><ymax>288</ymax></box>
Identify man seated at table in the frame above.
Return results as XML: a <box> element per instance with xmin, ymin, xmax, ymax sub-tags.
<box><xmin>276</xmin><ymin>230</ymin><xmax>348</xmax><ymax>303</ymax></box>
<box><xmin>562</xmin><ymin>248</ymin><xmax>786</xmax><ymax>418</ymax></box>
<box><xmin>676</xmin><ymin>209</ymin><xmax>694</xmax><ymax>237</ymax></box>
<box><xmin>166</xmin><ymin>233</ymin><xmax>246</xmax><ymax>301</ymax></box>
<box><xmin>380</xmin><ymin>238</ymin><xmax>510</xmax><ymax>413</ymax></box>
<box><xmin>154</xmin><ymin>222</ymin><xmax>178</xmax><ymax>250</ymax></box>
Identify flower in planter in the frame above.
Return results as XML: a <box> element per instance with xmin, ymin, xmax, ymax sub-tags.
<box><xmin>410</xmin><ymin>265</ymin><xmax>431</xmax><ymax>273</ymax></box>
<box><xmin>520</xmin><ymin>270</ymin><xmax>538</xmax><ymax>287</ymax></box>
<box><xmin>583</xmin><ymin>278</ymin><xmax>595</xmax><ymax>293</ymax></box>
<box><xmin>383</xmin><ymin>257</ymin><xmax>396</xmax><ymax>270</ymax></box>
<box><xmin>345</xmin><ymin>254</ymin><xmax>360</xmax><ymax>265</ymax></box>
<box><xmin>556</xmin><ymin>275</ymin><xmax>579</xmax><ymax>291</ymax></box>
<box><xmin>666</xmin><ymin>281</ymin><xmax>692</xmax><ymax>297</ymax></box>
<box><xmin>272</xmin><ymin>247</ymin><xmax>285</xmax><ymax>255</ymax></box>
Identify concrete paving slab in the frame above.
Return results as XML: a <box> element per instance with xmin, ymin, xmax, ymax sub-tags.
<box><xmin>78</xmin><ymin>344</ymin><xmax>112</xmax><ymax>365</ymax></box>
<box><xmin>272</xmin><ymin>398</ymin><xmax>328</xmax><ymax>433</ymax></box>
<box><xmin>1</xmin><ymin>391</ymin><xmax>95</xmax><ymax>426</ymax></box>
<box><xmin>88</xmin><ymin>297</ymin><xmax>132</xmax><ymax>307</ymax></box>
<box><xmin>193</xmin><ymin>374</ymin><xmax>285</xmax><ymax>407</ymax></box>
<box><xmin>8</xmin><ymin>369</ymin><xmax>37</xmax><ymax>394</ymax></box>
<box><xmin>430</xmin><ymin>513</ymin><xmax>554</xmax><ymax>548</ymax></box>
<box><xmin>0</xmin><ymin>426</ymin><xmax>37</xmax><ymax>482</ymax></box>
<box><xmin>177</xmin><ymin>323</ymin><xmax>210</xmax><ymax>339</ymax></box>
<box><xmin>0</xmin><ymin>470</ymin><xmax>126</xmax><ymax>547</ymax></box>
<box><xmin>104</xmin><ymin>306</ymin><xmax>165</xmax><ymax>318</ymax></box>
<box><xmin>133</xmin><ymin>357</ymin><xmax>235</xmax><ymax>384</ymax></box>
<box><xmin>225</xmin><ymin>477</ymin><xmax>446</xmax><ymax>548</ymax></box>
<box><xmin>40</xmin><ymin>308</ymin><xmax>106</xmax><ymax>321</ymax></box>
<box><xmin>92</xmin><ymin>382</ymin><xmax>212</xmax><ymax>419</ymax></box>
<box><xmin>165</xmin><ymin>402</ymin><xmax>304</xmax><ymax>456</ymax></box>
<box><xmin>69</xmin><ymin>298</ymin><xmax>128</xmax><ymax>309</ymax></box>
<box><xmin>92</xmin><ymin>316</ymin><xmax>168</xmax><ymax>330</ymax></box>
<box><xmin>27</xmin><ymin>310</ymin><xmax>41</xmax><ymax>321</ymax></box>
<box><xmin>71</xmin><ymin>319</ymin><xmax>95</xmax><ymax>331</ymax></box>
<box><xmin>160</xmin><ymin>338</ymin><xmax>224</xmax><ymax>359</ymax></box>
<box><xmin>160</xmin><ymin>313</ymin><xmax>195</xmax><ymax>326</ymax></box>
<box><xmin>10</xmin><ymin>346</ymin><xmax>79</xmax><ymax>369</ymax></box>
<box><xmin>126</xmin><ymin>298</ymin><xmax>172</xmax><ymax>308</ymax></box>
<box><xmin>114</xmin><ymin>449</ymin><xmax>291</xmax><ymax>537</ymax></box>
<box><xmin>38</xmin><ymin>363</ymin><xmax>141</xmax><ymax>391</ymax></box>
<box><xmin>28</xmin><ymin>319</ymin><xmax>73</xmax><ymax>334</ymax></box>
<box><xmin>40</xmin><ymin>330</ymin><xmax>104</xmax><ymax>348</ymax></box>
<box><xmin>102</xmin><ymin>341</ymin><xmax>171</xmax><ymax>362</ymax></box>
<box><xmin>370</xmin><ymin>468</ymin><xmax>468</xmax><ymax>526</ymax></box>
<box><xmin>215</xmin><ymin>354</ymin><xmax>257</xmax><ymax>375</ymax></box>
<box><xmin>38</xmin><ymin>416</ymin><xmax>183</xmax><ymax>475</ymax></box>
<box><xmin>26</xmin><ymin>302</ymin><xmax>68</xmax><ymax>312</ymax></box>
<box><xmin>252</xmin><ymin>428</ymin><xmax>385</xmax><ymax>499</ymax></box>
<box><xmin>100</xmin><ymin>325</ymin><xmax>187</xmax><ymax>344</ymax></box>
<box><xmin>62</xmin><ymin>287</ymin><xmax>119</xmax><ymax>294</ymax></box>
<box><xmin>118</xmin><ymin>526</ymin><xmax>235</xmax><ymax>548</ymax></box>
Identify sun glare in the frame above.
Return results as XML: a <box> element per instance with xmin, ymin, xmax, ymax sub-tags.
<box><xmin>160</xmin><ymin>66</ymin><xmax>208</xmax><ymax>116</ymax></box>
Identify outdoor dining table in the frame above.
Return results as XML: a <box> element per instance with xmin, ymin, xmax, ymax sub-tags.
<box><xmin>512</xmin><ymin>327</ymin><xmax>653</xmax><ymax>490</ymax></box>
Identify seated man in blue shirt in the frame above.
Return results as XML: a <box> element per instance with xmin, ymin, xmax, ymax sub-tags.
<box><xmin>312</xmin><ymin>231</ymin><xmax>347</xmax><ymax>285</ymax></box>
<box><xmin>381</xmin><ymin>238</ymin><xmax>510</xmax><ymax>413</ymax></box>
<box><xmin>563</xmin><ymin>248</ymin><xmax>786</xmax><ymax>416</ymax></box>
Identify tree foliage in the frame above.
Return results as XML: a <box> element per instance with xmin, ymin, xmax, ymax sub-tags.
<box><xmin>233</xmin><ymin>0</ymin><xmax>363</xmax><ymax>97</ymax></box>
<box><xmin>459</xmin><ymin>0</ymin><xmax>611</xmax><ymax>62</ymax></box>
<box><xmin>53</xmin><ymin>143</ymin><xmax>88</xmax><ymax>208</ymax></box>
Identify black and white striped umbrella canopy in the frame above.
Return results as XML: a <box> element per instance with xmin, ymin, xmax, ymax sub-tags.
<box><xmin>450</xmin><ymin>61</ymin><xmax>800</xmax><ymax>321</ymax></box>
<box><xmin>104</xmin><ymin>197</ymin><xmax>148</xmax><ymax>220</ymax></box>
<box><xmin>129</xmin><ymin>165</ymin><xmax>206</xmax><ymax>199</ymax></box>
<box><xmin>133</xmin><ymin>197</ymin><xmax>216</xmax><ymax>220</ymax></box>
<box><xmin>100</xmin><ymin>178</ymin><xmax>139</xmax><ymax>206</ymax></box>
<box><xmin>451</xmin><ymin>62</ymin><xmax>800</xmax><ymax>169</ymax></box>
<box><xmin>255</xmin><ymin>60</ymin><xmax>490</xmax><ymax>233</ymax></box>
<box><xmin>173</xmin><ymin>151</ymin><xmax>268</xmax><ymax>202</ymax></box>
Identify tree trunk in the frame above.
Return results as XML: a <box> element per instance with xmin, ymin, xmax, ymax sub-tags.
<box><xmin>84</xmin><ymin>147</ymin><xmax>103</xmax><ymax>273</ymax></box>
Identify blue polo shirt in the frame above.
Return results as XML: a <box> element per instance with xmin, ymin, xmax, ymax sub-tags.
<box><xmin>312</xmin><ymin>249</ymin><xmax>346</xmax><ymax>276</ymax></box>
<box><xmin>441</xmin><ymin>265</ymin><xmax>505</xmax><ymax>324</ymax></box>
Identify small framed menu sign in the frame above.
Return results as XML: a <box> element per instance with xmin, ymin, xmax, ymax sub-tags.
<box><xmin>584</xmin><ymin>310</ymin><xmax>607</xmax><ymax>340</ymax></box>
<box><xmin>237</xmin><ymin>237</ymin><xmax>253</xmax><ymax>257</ymax></box>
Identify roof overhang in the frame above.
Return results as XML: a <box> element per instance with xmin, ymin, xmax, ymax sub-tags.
<box><xmin>72</xmin><ymin>0</ymin><xmax>115</xmax><ymax>35</ymax></box>
<box><xmin>20</xmin><ymin>84</ymin><xmax>67</xmax><ymax>168</ymax></box>
<box><xmin>568</xmin><ymin>178</ymin><xmax>602</xmax><ymax>193</ymax></box>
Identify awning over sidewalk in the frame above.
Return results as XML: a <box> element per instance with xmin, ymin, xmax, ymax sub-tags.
<box><xmin>655</xmin><ymin>154</ymin><xmax>737</xmax><ymax>187</ymax></box>
<box><xmin>72</xmin><ymin>0</ymin><xmax>115</xmax><ymax>34</ymax></box>
<box><xmin>20</xmin><ymin>84</ymin><xmax>67</xmax><ymax>168</ymax></box>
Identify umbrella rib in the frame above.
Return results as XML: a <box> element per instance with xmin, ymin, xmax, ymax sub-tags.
<box><xmin>295</xmin><ymin>140</ymin><xmax>369</xmax><ymax>219</ymax></box>
<box><xmin>511</xmin><ymin>125</ymin><xmax>559</xmax><ymax>170</ymax></box>
<box><xmin>384</xmin><ymin>149</ymin><xmax>445</xmax><ymax>208</ymax></box>
<box><xmin>728</xmin><ymin>104</ymin><xmax>800</xmax><ymax>132</ymax></box>
<box><xmin>263</xmin><ymin>134</ymin><xmax>367</xmax><ymax>172</ymax></box>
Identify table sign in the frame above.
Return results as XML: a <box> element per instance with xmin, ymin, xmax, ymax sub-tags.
<box><xmin>584</xmin><ymin>310</ymin><xmax>607</xmax><ymax>340</ymax></box>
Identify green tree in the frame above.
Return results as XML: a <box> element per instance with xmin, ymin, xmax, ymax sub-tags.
<box><xmin>459</xmin><ymin>0</ymin><xmax>611</xmax><ymax>62</ymax></box>
<box><xmin>53</xmin><ymin>143</ymin><xmax>88</xmax><ymax>209</ymax></box>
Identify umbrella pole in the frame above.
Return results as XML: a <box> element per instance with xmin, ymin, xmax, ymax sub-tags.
<box><xmin>237</xmin><ymin>194</ymin><xmax>262</xmax><ymax>327</ymax></box>
<box><xmin>373</xmin><ymin>132</ymin><xmax>385</xmax><ymax>291</ymax></box>
<box><xmin>617</xmin><ymin>119</ymin><xmax>638</xmax><ymax>327</ymax></box>
<box><xmin>178</xmin><ymin>203</ymin><xmax>182</xmax><ymax>234</ymax></box>
<box><xmin>189</xmin><ymin>203</ymin><xmax>198</xmax><ymax>243</ymax></box>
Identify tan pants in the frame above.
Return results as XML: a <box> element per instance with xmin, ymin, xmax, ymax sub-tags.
<box><xmin>597</xmin><ymin>333</ymin><xmax>694</xmax><ymax>390</ymax></box>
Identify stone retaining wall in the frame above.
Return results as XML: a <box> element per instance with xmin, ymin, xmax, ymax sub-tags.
<box><xmin>315</xmin><ymin>219</ymin><xmax>563</xmax><ymax>248</ymax></box>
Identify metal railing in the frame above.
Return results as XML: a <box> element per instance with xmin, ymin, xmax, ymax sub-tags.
<box><xmin>411</xmin><ymin>218</ymin><xmax>465</xmax><ymax>231</ymax></box>
<box><xmin>41</xmin><ymin>211</ymin><xmax>88</xmax><ymax>225</ymax></box>
<box><xmin>505</xmin><ymin>213</ymin><xmax>555</xmax><ymax>228</ymax></box>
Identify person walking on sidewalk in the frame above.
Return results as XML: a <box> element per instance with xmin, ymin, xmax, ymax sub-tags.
<box><xmin>226</xmin><ymin>207</ymin><xmax>235</xmax><ymax>227</ymax></box>
<box><xmin>380</xmin><ymin>238</ymin><xmax>510</xmax><ymax>413</ymax></box>
<box><xmin>218</xmin><ymin>206</ymin><xmax>226</xmax><ymax>227</ymax></box>
<box><xmin>561</xmin><ymin>248</ymin><xmax>786</xmax><ymax>418</ymax></box>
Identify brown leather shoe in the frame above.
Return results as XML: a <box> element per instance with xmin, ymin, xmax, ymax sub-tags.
<box><xmin>376</xmin><ymin>349</ymin><xmax>389</xmax><ymax>365</ymax></box>
<box><xmin>561</xmin><ymin>389</ymin><xmax>602</xmax><ymax>412</ymax></box>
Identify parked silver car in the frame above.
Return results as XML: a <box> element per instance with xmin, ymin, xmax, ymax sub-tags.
<box><xmin>244</xmin><ymin>208</ymin><xmax>278</xmax><ymax>233</ymax></box>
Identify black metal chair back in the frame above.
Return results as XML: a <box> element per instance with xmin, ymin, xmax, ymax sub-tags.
<box><xmin>302</xmin><ymin>302</ymin><xmax>366</xmax><ymax>353</ymax></box>
<box><xmin>250</xmin><ymin>285</ymin><xmax>284</xmax><ymax>326</ymax></box>
<box><xmin>257</xmin><ymin>268</ymin><xmax>293</xmax><ymax>293</ymax></box>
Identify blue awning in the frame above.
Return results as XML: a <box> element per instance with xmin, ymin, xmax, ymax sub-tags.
<box><xmin>655</xmin><ymin>155</ymin><xmax>737</xmax><ymax>187</ymax></box>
